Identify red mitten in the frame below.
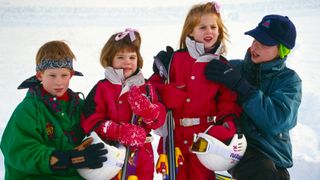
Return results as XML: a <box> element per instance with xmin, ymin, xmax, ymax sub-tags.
<box><xmin>144</xmin><ymin>102</ymin><xmax>166</xmax><ymax>130</ymax></box>
<box><xmin>207</xmin><ymin>116</ymin><xmax>236</xmax><ymax>142</ymax></box>
<box><xmin>160</xmin><ymin>83</ymin><xmax>187</xmax><ymax>109</ymax></box>
<box><xmin>95</xmin><ymin>121</ymin><xmax>146</xmax><ymax>147</ymax></box>
<box><xmin>128</xmin><ymin>86</ymin><xmax>161</xmax><ymax>124</ymax></box>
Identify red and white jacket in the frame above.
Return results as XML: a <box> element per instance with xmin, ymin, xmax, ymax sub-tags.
<box><xmin>149</xmin><ymin>37</ymin><xmax>242</xmax><ymax>154</ymax></box>
<box><xmin>81</xmin><ymin>67</ymin><xmax>166</xmax><ymax>180</ymax></box>
<box><xmin>81</xmin><ymin>67</ymin><xmax>165</xmax><ymax>134</ymax></box>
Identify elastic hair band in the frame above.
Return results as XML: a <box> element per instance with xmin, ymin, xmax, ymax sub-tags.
<box><xmin>115</xmin><ymin>28</ymin><xmax>138</xmax><ymax>42</ymax></box>
<box><xmin>212</xmin><ymin>1</ymin><xmax>221</xmax><ymax>14</ymax></box>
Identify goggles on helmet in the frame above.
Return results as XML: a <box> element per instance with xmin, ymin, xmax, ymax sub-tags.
<box><xmin>191</xmin><ymin>133</ymin><xmax>235</xmax><ymax>160</ymax></box>
<box><xmin>190</xmin><ymin>125</ymin><xmax>247</xmax><ymax>171</ymax></box>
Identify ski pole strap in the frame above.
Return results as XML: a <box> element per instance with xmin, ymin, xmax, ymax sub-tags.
<box><xmin>231</xmin><ymin>114</ymin><xmax>243</xmax><ymax>134</ymax></box>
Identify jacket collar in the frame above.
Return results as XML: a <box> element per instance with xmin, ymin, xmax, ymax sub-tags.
<box><xmin>243</xmin><ymin>50</ymin><xmax>287</xmax><ymax>79</ymax></box>
<box><xmin>185</xmin><ymin>36</ymin><xmax>223</xmax><ymax>62</ymax></box>
<box><xmin>104</xmin><ymin>67</ymin><xmax>145</xmax><ymax>96</ymax></box>
<box><xmin>27</xmin><ymin>85</ymin><xmax>80</xmax><ymax>114</ymax></box>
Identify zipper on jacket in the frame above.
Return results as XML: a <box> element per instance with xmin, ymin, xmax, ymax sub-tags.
<box><xmin>255</xmin><ymin>64</ymin><xmax>262</xmax><ymax>88</ymax></box>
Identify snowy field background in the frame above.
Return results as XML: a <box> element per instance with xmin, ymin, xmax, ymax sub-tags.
<box><xmin>0</xmin><ymin>0</ymin><xmax>320</xmax><ymax>179</ymax></box>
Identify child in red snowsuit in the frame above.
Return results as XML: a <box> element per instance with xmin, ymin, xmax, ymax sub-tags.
<box><xmin>149</xmin><ymin>2</ymin><xmax>242</xmax><ymax>180</ymax></box>
<box><xmin>81</xmin><ymin>28</ymin><xmax>166</xmax><ymax>180</ymax></box>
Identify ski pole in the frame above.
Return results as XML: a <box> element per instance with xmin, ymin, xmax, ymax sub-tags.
<box><xmin>121</xmin><ymin>147</ymin><xmax>130</xmax><ymax>180</ymax></box>
<box><xmin>167</xmin><ymin>110</ymin><xmax>176</xmax><ymax>180</ymax></box>
<box><xmin>121</xmin><ymin>114</ymin><xmax>137</xmax><ymax>180</ymax></box>
<box><xmin>153</xmin><ymin>50</ymin><xmax>177</xmax><ymax>179</ymax></box>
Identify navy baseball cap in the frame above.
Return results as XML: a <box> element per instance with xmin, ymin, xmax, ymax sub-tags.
<box><xmin>245</xmin><ymin>15</ymin><xmax>296</xmax><ymax>49</ymax></box>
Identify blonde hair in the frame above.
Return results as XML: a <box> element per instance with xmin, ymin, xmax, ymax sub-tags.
<box><xmin>100</xmin><ymin>30</ymin><xmax>143</xmax><ymax>69</ymax></box>
<box><xmin>35</xmin><ymin>40</ymin><xmax>75</xmax><ymax>65</ymax></box>
<box><xmin>179</xmin><ymin>2</ymin><xmax>229</xmax><ymax>53</ymax></box>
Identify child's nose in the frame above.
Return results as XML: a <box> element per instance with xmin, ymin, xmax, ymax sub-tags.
<box><xmin>55</xmin><ymin>77</ymin><xmax>63</xmax><ymax>84</ymax></box>
<box><xmin>124</xmin><ymin>58</ymin><xmax>131</xmax><ymax>65</ymax></box>
<box><xmin>121</xmin><ymin>59</ymin><xmax>131</xmax><ymax>68</ymax></box>
<box><xmin>251</xmin><ymin>41</ymin><xmax>259</xmax><ymax>50</ymax></box>
<box><xmin>205</xmin><ymin>27</ymin><xmax>213</xmax><ymax>33</ymax></box>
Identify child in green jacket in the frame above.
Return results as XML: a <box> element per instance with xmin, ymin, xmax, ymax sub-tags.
<box><xmin>0</xmin><ymin>40</ymin><xmax>108</xmax><ymax>179</ymax></box>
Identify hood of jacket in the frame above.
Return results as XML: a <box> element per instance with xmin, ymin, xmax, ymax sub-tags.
<box><xmin>104</xmin><ymin>67</ymin><xmax>145</xmax><ymax>96</ymax></box>
<box><xmin>185</xmin><ymin>36</ymin><xmax>223</xmax><ymax>62</ymax></box>
<box><xmin>241</xmin><ymin>49</ymin><xmax>288</xmax><ymax>86</ymax></box>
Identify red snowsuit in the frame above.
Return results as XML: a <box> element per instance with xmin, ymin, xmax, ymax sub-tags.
<box><xmin>81</xmin><ymin>68</ymin><xmax>165</xmax><ymax>180</ymax></box>
<box><xmin>149</xmin><ymin>38</ymin><xmax>242</xmax><ymax>180</ymax></box>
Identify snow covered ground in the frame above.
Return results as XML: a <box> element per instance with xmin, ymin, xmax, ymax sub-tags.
<box><xmin>0</xmin><ymin>0</ymin><xmax>320</xmax><ymax>179</ymax></box>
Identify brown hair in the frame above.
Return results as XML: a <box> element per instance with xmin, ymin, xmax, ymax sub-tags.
<box><xmin>100</xmin><ymin>30</ymin><xmax>143</xmax><ymax>69</ymax></box>
<box><xmin>35</xmin><ymin>40</ymin><xmax>75</xmax><ymax>65</ymax></box>
<box><xmin>179</xmin><ymin>2</ymin><xmax>229</xmax><ymax>53</ymax></box>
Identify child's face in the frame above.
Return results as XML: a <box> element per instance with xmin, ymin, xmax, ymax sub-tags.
<box><xmin>112</xmin><ymin>50</ymin><xmax>138</xmax><ymax>79</ymax></box>
<box><xmin>190</xmin><ymin>13</ymin><xmax>220</xmax><ymax>51</ymax></box>
<box><xmin>249</xmin><ymin>40</ymin><xmax>279</xmax><ymax>64</ymax></box>
<box><xmin>37</xmin><ymin>68</ymin><xmax>72</xmax><ymax>97</ymax></box>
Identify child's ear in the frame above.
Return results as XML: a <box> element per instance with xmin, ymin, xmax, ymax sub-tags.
<box><xmin>36</xmin><ymin>72</ymin><xmax>43</xmax><ymax>81</ymax></box>
<box><xmin>70</xmin><ymin>70</ymin><xmax>75</xmax><ymax>78</ymax></box>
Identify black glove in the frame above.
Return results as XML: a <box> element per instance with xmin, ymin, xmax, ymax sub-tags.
<box><xmin>50</xmin><ymin>141</ymin><xmax>108</xmax><ymax>171</ymax></box>
<box><xmin>205</xmin><ymin>60</ymin><xmax>255</xmax><ymax>101</ymax></box>
<box><xmin>152</xmin><ymin>46</ymin><xmax>174</xmax><ymax>74</ymax></box>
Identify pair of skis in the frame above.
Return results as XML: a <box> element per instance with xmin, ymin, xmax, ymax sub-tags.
<box><xmin>154</xmin><ymin>55</ymin><xmax>177</xmax><ymax>180</ymax></box>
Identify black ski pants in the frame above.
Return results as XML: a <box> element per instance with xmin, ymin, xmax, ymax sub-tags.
<box><xmin>229</xmin><ymin>146</ymin><xmax>290</xmax><ymax>180</ymax></box>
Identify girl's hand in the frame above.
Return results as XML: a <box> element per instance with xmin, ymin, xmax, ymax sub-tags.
<box><xmin>95</xmin><ymin>121</ymin><xmax>146</xmax><ymax>147</ymax></box>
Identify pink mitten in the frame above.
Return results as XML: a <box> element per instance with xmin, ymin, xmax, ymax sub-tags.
<box><xmin>95</xmin><ymin>121</ymin><xmax>146</xmax><ymax>147</ymax></box>
<box><xmin>128</xmin><ymin>86</ymin><xmax>160</xmax><ymax>124</ymax></box>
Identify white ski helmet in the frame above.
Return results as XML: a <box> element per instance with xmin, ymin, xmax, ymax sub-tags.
<box><xmin>190</xmin><ymin>126</ymin><xmax>247</xmax><ymax>171</ymax></box>
<box><xmin>77</xmin><ymin>132</ymin><xmax>126</xmax><ymax>180</ymax></box>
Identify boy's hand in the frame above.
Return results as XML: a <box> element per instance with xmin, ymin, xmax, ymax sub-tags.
<box><xmin>205</xmin><ymin>60</ymin><xmax>241</xmax><ymax>89</ymax></box>
<box><xmin>50</xmin><ymin>141</ymin><xmax>108</xmax><ymax>171</ymax></box>
<box><xmin>205</xmin><ymin>60</ymin><xmax>256</xmax><ymax>101</ymax></box>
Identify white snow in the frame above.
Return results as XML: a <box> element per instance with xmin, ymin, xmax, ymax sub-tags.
<box><xmin>0</xmin><ymin>0</ymin><xmax>320</xmax><ymax>179</ymax></box>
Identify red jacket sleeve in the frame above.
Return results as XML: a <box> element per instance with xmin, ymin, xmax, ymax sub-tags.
<box><xmin>81</xmin><ymin>81</ymin><xmax>108</xmax><ymax>134</ymax></box>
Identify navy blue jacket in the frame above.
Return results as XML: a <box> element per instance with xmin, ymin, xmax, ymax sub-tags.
<box><xmin>230</xmin><ymin>50</ymin><xmax>302</xmax><ymax>168</ymax></box>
